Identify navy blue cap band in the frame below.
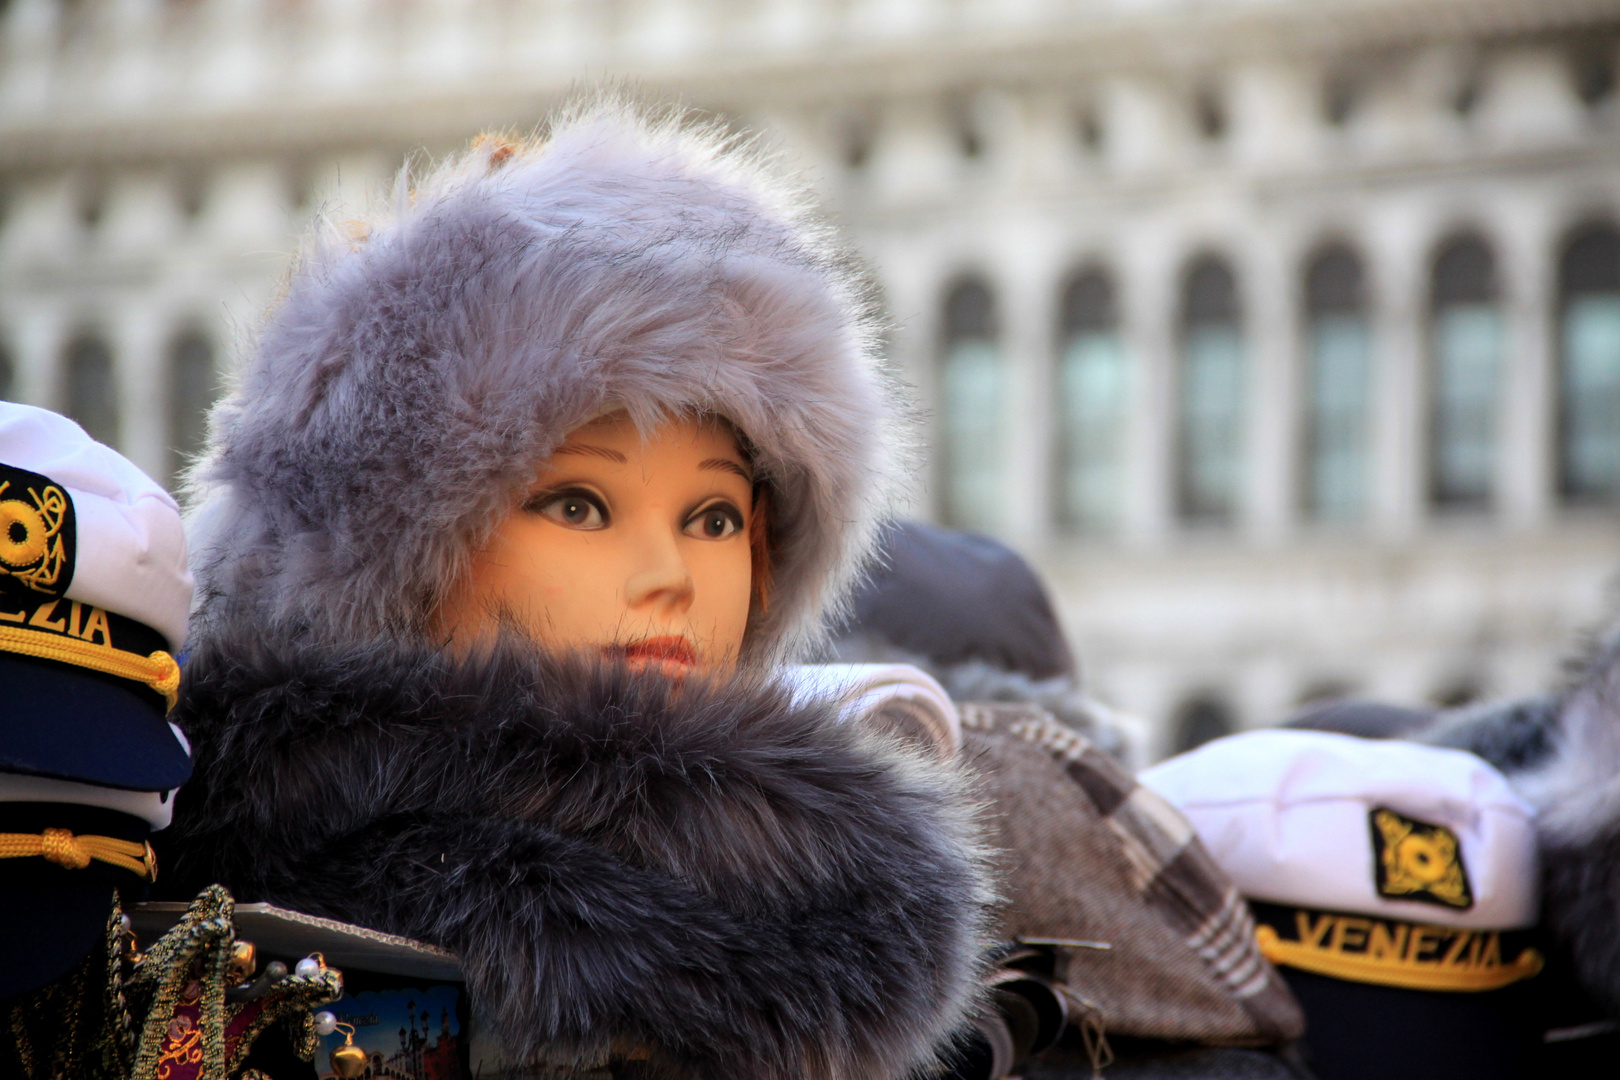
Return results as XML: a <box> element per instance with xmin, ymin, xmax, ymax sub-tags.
<box><xmin>0</xmin><ymin>652</ymin><xmax>191</xmax><ymax>792</ymax></box>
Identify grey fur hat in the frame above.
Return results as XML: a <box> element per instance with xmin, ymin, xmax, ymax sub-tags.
<box><xmin>187</xmin><ymin>99</ymin><xmax>905</xmax><ymax>662</ymax></box>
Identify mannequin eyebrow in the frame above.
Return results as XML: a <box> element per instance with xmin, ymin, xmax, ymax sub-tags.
<box><xmin>701</xmin><ymin>458</ymin><xmax>753</xmax><ymax>483</ymax></box>
<box><xmin>552</xmin><ymin>444</ymin><xmax>627</xmax><ymax>462</ymax></box>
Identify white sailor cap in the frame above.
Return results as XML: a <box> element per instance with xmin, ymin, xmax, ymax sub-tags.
<box><xmin>0</xmin><ymin>403</ymin><xmax>194</xmax><ymax>797</ymax></box>
<box><xmin>1140</xmin><ymin>729</ymin><xmax>1538</xmax><ymax>931</ymax></box>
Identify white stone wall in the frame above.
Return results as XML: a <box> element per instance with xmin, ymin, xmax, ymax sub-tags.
<box><xmin>3</xmin><ymin>0</ymin><xmax>1618</xmax><ymax>758</ymax></box>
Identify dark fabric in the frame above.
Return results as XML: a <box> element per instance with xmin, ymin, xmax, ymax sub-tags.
<box><xmin>0</xmin><ymin>902</ymin><xmax>129</xmax><ymax>1080</ymax></box>
<box><xmin>237</xmin><ymin>1026</ymin><xmax>321</xmax><ymax>1080</ymax></box>
<box><xmin>1421</xmin><ymin>693</ymin><xmax>1564</xmax><ymax>774</ymax></box>
<box><xmin>1025</xmin><ymin>1042</ymin><xmax>1308</xmax><ymax>1080</ymax></box>
<box><xmin>160</xmin><ymin>632</ymin><xmax>989</xmax><ymax>1080</ymax></box>
<box><xmin>1530</xmin><ymin>944</ymin><xmax>1620</xmax><ymax>1076</ymax></box>
<box><xmin>0</xmin><ymin>804</ymin><xmax>150</xmax><ymax>999</ymax></box>
<box><xmin>846</xmin><ymin>521</ymin><xmax>1075</xmax><ymax>681</ymax></box>
<box><xmin>1282</xmin><ymin>699</ymin><xmax>1434</xmax><ymax>741</ymax></box>
<box><xmin>1278</xmin><ymin>966</ymin><xmax>1538</xmax><ymax>1080</ymax></box>
<box><xmin>0</xmin><ymin>876</ymin><xmax>114</xmax><ymax>1001</ymax></box>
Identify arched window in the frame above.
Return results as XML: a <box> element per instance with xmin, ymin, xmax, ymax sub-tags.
<box><xmin>63</xmin><ymin>333</ymin><xmax>119</xmax><ymax>448</ymax></box>
<box><xmin>1055</xmin><ymin>269</ymin><xmax>1129</xmax><ymax>532</ymax></box>
<box><xmin>1558</xmin><ymin>223</ymin><xmax>1620</xmax><ymax>504</ymax></box>
<box><xmin>938</xmin><ymin>278</ymin><xmax>1003</xmax><ymax>532</ymax></box>
<box><xmin>1177</xmin><ymin>256</ymin><xmax>1244</xmax><ymax>524</ymax></box>
<box><xmin>1303</xmin><ymin>245</ymin><xmax>1371</xmax><ymax>522</ymax></box>
<box><xmin>167</xmin><ymin>328</ymin><xmax>218</xmax><ymax>487</ymax></box>
<box><xmin>1429</xmin><ymin>235</ymin><xmax>1502</xmax><ymax>510</ymax></box>
<box><xmin>1171</xmin><ymin>693</ymin><xmax>1235</xmax><ymax>754</ymax></box>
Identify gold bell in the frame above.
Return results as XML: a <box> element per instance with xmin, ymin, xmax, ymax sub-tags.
<box><xmin>330</xmin><ymin>1023</ymin><xmax>367</xmax><ymax>1079</ymax></box>
<box><xmin>226</xmin><ymin>941</ymin><xmax>257</xmax><ymax>985</ymax></box>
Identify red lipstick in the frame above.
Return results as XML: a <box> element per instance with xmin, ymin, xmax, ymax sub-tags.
<box><xmin>607</xmin><ymin>636</ymin><xmax>699</xmax><ymax>672</ymax></box>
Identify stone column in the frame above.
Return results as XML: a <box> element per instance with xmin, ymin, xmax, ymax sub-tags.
<box><xmin>199</xmin><ymin>0</ymin><xmax>271</xmax><ymax>106</ymax></box>
<box><xmin>102</xmin><ymin>170</ymin><xmax>181</xmax><ymax>261</ymax></box>
<box><xmin>1496</xmin><ymin>195</ymin><xmax>1557</xmax><ymax>530</ymax></box>
<box><xmin>869</xmin><ymin>96</ymin><xmax>953</xmax><ymax>208</ymax></box>
<box><xmin>1244</xmin><ymin>224</ymin><xmax>1300</xmax><ymax>544</ymax></box>
<box><xmin>1228</xmin><ymin>60</ymin><xmax>1319</xmax><ymax>173</ymax></box>
<box><xmin>996</xmin><ymin>220</ymin><xmax>1063</xmax><ymax>550</ymax></box>
<box><xmin>1118</xmin><ymin>217</ymin><xmax>1177</xmax><ymax>546</ymax></box>
<box><xmin>102</xmin><ymin>0</ymin><xmax>163</xmax><ymax>107</ymax></box>
<box><xmin>9</xmin><ymin>304</ymin><xmax>65</xmax><ymax>409</ymax></box>
<box><xmin>306</xmin><ymin>0</ymin><xmax>377</xmax><ymax>95</ymax></box>
<box><xmin>114</xmin><ymin>300</ymin><xmax>171</xmax><ymax>482</ymax></box>
<box><xmin>2</xmin><ymin>0</ymin><xmax>59</xmax><ymax>115</ymax></box>
<box><xmin>871</xmin><ymin>240</ymin><xmax>942</xmax><ymax>521</ymax></box>
<box><xmin>1</xmin><ymin>175</ymin><xmax>74</xmax><ymax>405</ymax></box>
<box><xmin>1101</xmin><ymin>74</ymin><xmax>1178</xmax><ymax>178</ymax></box>
<box><xmin>204</xmin><ymin>160</ymin><xmax>295</xmax><ymax>252</ymax></box>
<box><xmin>1366</xmin><ymin>201</ymin><xmax>1429</xmax><ymax>540</ymax></box>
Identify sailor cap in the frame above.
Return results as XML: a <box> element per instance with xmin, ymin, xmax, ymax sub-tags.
<box><xmin>1141</xmin><ymin>721</ymin><xmax>1550</xmax><ymax>1078</ymax></box>
<box><xmin>0</xmin><ymin>403</ymin><xmax>193</xmax><ymax>797</ymax></box>
<box><xmin>1140</xmin><ymin>729</ymin><xmax>1537</xmax><ymax>931</ymax></box>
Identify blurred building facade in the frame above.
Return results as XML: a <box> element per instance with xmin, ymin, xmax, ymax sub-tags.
<box><xmin>3</xmin><ymin>0</ymin><xmax>1619</xmax><ymax>757</ymax></box>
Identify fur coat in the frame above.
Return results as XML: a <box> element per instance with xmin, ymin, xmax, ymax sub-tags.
<box><xmin>1425</xmin><ymin>633</ymin><xmax>1620</xmax><ymax>1017</ymax></box>
<box><xmin>162</xmin><ymin>630</ymin><xmax>989</xmax><ymax>1079</ymax></box>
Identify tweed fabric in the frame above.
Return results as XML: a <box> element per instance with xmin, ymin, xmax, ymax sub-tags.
<box><xmin>963</xmin><ymin>703</ymin><xmax>1303</xmax><ymax>1045</ymax></box>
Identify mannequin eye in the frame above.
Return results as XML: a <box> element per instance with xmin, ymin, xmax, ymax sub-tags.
<box><xmin>528</xmin><ymin>489</ymin><xmax>608</xmax><ymax>530</ymax></box>
<box><xmin>684</xmin><ymin>502</ymin><xmax>744</xmax><ymax>540</ymax></box>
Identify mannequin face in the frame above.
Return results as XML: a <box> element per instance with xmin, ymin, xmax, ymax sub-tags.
<box><xmin>436</xmin><ymin>412</ymin><xmax>756</xmax><ymax>674</ymax></box>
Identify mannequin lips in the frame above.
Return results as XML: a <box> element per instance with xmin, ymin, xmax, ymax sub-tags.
<box><xmin>608</xmin><ymin>636</ymin><xmax>699</xmax><ymax>673</ymax></box>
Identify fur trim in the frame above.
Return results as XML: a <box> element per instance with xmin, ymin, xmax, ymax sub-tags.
<box><xmin>1419</xmin><ymin>694</ymin><xmax>1562</xmax><ymax>775</ymax></box>
<box><xmin>1445</xmin><ymin>634</ymin><xmax>1620</xmax><ymax>1013</ymax></box>
<box><xmin>186</xmin><ymin>97</ymin><xmax>907</xmax><ymax>663</ymax></box>
<box><xmin>830</xmin><ymin>633</ymin><xmax>1139</xmax><ymax>765</ymax></box>
<box><xmin>162</xmin><ymin>632</ymin><xmax>991</xmax><ymax>1079</ymax></box>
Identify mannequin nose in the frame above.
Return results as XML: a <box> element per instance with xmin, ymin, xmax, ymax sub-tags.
<box><xmin>623</xmin><ymin>530</ymin><xmax>694</xmax><ymax>613</ymax></box>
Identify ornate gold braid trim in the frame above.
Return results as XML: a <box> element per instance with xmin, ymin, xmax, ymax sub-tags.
<box><xmin>0</xmin><ymin>623</ymin><xmax>179</xmax><ymax>711</ymax></box>
<box><xmin>126</xmin><ymin>886</ymin><xmax>235</xmax><ymax>1079</ymax></box>
<box><xmin>1</xmin><ymin>887</ymin><xmax>344</xmax><ymax>1079</ymax></box>
<box><xmin>225</xmin><ymin>971</ymin><xmax>331</xmax><ymax>1076</ymax></box>
<box><xmin>121</xmin><ymin>885</ymin><xmax>342</xmax><ymax>1080</ymax></box>
<box><xmin>0</xmin><ymin>829</ymin><xmax>156</xmax><ymax>879</ymax></box>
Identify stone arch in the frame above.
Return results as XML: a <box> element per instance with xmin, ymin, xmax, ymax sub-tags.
<box><xmin>937</xmin><ymin>275</ymin><xmax>1004</xmax><ymax>531</ymax></box>
<box><xmin>1176</xmin><ymin>254</ymin><xmax>1244</xmax><ymax>524</ymax></box>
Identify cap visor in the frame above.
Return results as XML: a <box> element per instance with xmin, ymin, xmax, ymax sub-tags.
<box><xmin>0</xmin><ymin>653</ymin><xmax>191</xmax><ymax>791</ymax></box>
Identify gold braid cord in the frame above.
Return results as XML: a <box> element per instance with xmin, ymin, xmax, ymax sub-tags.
<box><xmin>0</xmin><ymin>886</ymin><xmax>344</xmax><ymax>1080</ymax></box>
<box><xmin>0</xmin><ymin>829</ymin><xmax>156</xmax><ymax>879</ymax></box>
<box><xmin>0</xmin><ymin>624</ymin><xmax>180</xmax><ymax>711</ymax></box>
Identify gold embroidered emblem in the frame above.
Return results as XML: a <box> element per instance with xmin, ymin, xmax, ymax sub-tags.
<box><xmin>1370</xmin><ymin>807</ymin><xmax>1473</xmax><ymax>910</ymax></box>
<box><xmin>0</xmin><ymin>463</ymin><xmax>74</xmax><ymax>599</ymax></box>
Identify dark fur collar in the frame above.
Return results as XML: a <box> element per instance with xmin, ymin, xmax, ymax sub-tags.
<box><xmin>163</xmin><ymin>633</ymin><xmax>988</xmax><ymax>1079</ymax></box>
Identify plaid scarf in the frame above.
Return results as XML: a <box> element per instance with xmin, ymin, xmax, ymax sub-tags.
<box><xmin>963</xmin><ymin>702</ymin><xmax>1303</xmax><ymax>1046</ymax></box>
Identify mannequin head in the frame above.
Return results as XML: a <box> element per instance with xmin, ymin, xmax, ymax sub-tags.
<box><xmin>435</xmin><ymin>411</ymin><xmax>764</xmax><ymax>673</ymax></box>
<box><xmin>192</xmin><ymin>108</ymin><xmax>902</xmax><ymax>662</ymax></box>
